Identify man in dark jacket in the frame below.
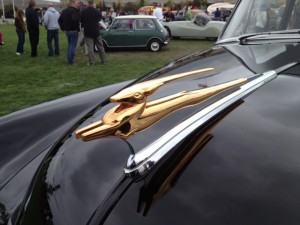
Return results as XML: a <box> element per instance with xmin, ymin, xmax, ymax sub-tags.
<box><xmin>25</xmin><ymin>0</ymin><xmax>39</xmax><ymax>57</ymax></box>
<box><xmin>58</xmin><ymin>0</ymin><xmax>80</xmax><ymax>65</ymax></box>
<box><xmin>81</xmin><ymin>0</ymin><xmax>106</xmax><ymax>65</ymax></box>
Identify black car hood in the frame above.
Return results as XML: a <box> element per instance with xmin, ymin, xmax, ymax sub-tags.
<box><xmin>4</xmin><ymin>45</ymin><xmax>298</xmax><ymax>225</ymax></box>
<box><xmin>0</xmin><ymin>82</ymin><xmax>131</xmax><ymax>224</ymax></box>
<box><xmin>99</xmin><ymin>74</ymin><xmax>300</xmax><ymax>225</ymax></box>
<box><xmin>0</xmin><ymin>81</ymin><xmax>131</xmax><ymax>190</ymax></box>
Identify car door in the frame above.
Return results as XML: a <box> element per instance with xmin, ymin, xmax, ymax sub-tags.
<box><xmin>104</xmin><ymin>19</ymin><xmax>135</xmax><ymax>47</ymax></box>
<box><xmin>187</xmin><ymin>15</ymin><xmax>207</xmax><ymax>38</ymax></box>
<box><xmin>169</xmin><ymin>20</ymin><xmax>205</xmax><ymax>38</ymax></box>
<box><xmin>134</xmin><ymin>19</ymin><xmax>157</xmax><ymax>46</ymax></box>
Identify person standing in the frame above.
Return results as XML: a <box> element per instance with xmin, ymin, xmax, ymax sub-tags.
<box><xmin>43</xmin><ymin>3</ymin><xmax>60</xmax><ymax>56</ymax></box>
<box><xmin>81</xmin><ymin>0</ymin><xmax>106</xmax><ymax>65</ymax></box>
<box><xmin>15</xmin><ymin>10</ymin><xmax>26</xmax><ymax>55</ymax></box>
<box><xmin>75</xmin><ymin>1</ymin><xmax>88</xmax><ymax>55</ymax></box>
<box><xmin>153</xmin><ymin>2</ymin><xmax>163</xmax><ymax>22</ymax></box>
<box><xmin>214</xmin><ymin>8</ymin><xmax>221</xmax><ymax>21</ymax></box>
<box><xmin>58</xmin><ymin>0</ymin><xmax>80</xmax><ymax>65</ymax></box>
<box><xmin>107</xmin><ymin>8</ymin><xmax>116</xmax><ymax>25</ymax></box>
<box><xmin>185</xmin><ymin>10</ymin><xmax>192</xmax><ymax>20</ymax></box>
<box><xmin>25</xmin><ymin>0</ymin><xmax>39</xmax><ymax>57</ymax></box>
<box><xmin>164</xmin><ymin>9</ymin><xmax>174</xmax><ymax>22</ymax></box>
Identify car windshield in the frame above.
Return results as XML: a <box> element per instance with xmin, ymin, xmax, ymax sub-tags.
<box><xmin>220</xmin><ymin>0</ymin><xmax>300</xmax><ymax>40</ymax></box>
<box><xmin>193</xmin><ymin>14</ymin><xmax>211</xmax><ymax>26</ymax></box>
<box><xmin>216</xmin><ymin>0</ymin><xmax>300</xmax><ymax>74</ymax></box>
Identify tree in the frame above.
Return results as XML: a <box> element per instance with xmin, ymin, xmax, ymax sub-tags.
<box><xmin>186</xmin><ymin>0</ymin><xmax>193</xmax><ymax>6</ymax></box>
<box><xmin>117</xmin><ymin>0</ymin><xmax>121</xmax><ymax>10</ymax></box>
<box><xmin>200</xmin><ymin>0</ymin><xmax>207</xmax><ymax>5</ymax></box>
<box><xmin>4</xmin><ymin>4</ymin><xmax>18</xmax><ymax>18</ymax></box>
<box><xmin>193</xmin><ymin>0</ymin><xmax>200</xmax><ymax>8</ymax></box>
<box><xmin>96</xmin><ymin>1</ymin><xmax>102</xmax><ymax>9</ymax></box>
<box><xmin>123</xmin><ymin>2</ymin><xmax>139</xmax><ymax>13</ymax></box>
<box><xmin>102</xmin><ymin>1</ymin><xmax>107</xmax><ymax>11</ymax></box>
<box><xmin>139</xmin><ymin>0</ymin><xmax>145</xmax><ymax>7</ymax></box>
<box><xmin>175</xmin><ymin>2</ymin><xmax>183</xmax><ymax>10</ymax></box>
<box><xmin>165</xmin><ymin>0</ymin><xmax>174</xmax><ymax>7</ymax></box>
<box><xmin>200</xmin><ymin>0</ymin><xmax>207</xmax><ymax>8</ymax></box>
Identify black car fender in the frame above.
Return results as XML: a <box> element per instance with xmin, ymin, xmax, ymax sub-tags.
<box><xmin>0</xmin><ymin>81</ymin><xmax>131</xmax><ymax>190</ymax></box>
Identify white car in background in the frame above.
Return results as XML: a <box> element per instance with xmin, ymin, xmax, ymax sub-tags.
<box><xmin>162</xmin><ymin>14</ymin><xmax>225</xmax><ymax>40</ymax></box>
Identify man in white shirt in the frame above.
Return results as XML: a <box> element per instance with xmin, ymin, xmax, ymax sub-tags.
<box><xmin>43</xmin><ymin>3</ymin><xmax>60</xmax><ymax>56</ymax></box>
<box><xmin>153</xmin><ymin>2</ymin><xmax>163</xmax><ymax>21</ymax></box>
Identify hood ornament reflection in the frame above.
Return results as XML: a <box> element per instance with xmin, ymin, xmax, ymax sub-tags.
<box><xmin>76</xmin><ymin>68</ymin><xmax>247</xmax><ymax>141</ymax></box>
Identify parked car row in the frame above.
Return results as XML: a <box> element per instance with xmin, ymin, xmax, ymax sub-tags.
<box><xmin>98</xmin><ymin>14</ymin><xmax>226</xmax><ymax>50</ymax></box>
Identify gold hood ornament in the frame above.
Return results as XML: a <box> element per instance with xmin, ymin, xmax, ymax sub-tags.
<box><xmin>76</xmin><ymin>68</ymin><xmax>247</xmax><ymax>141</ymax></box>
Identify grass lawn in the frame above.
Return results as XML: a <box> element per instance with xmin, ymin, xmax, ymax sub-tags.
<box><xmin>0</xmin><ymin>25</ymin><xmax>214</xmax><ymax>116</ymax></box>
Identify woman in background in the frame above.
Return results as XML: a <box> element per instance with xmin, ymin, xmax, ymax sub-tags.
<box><xmin>15</xmin><ymin>10</ymin><xmax>26</xmax><ymax>55</ymax></box>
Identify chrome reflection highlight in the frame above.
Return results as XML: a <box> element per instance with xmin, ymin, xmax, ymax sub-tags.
<box><xmin>124</xmin><ymin>70</ymin><xmax>277</xmax><ymax>178</ymax></box>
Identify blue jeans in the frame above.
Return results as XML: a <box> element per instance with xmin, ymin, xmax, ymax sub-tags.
<box><xmin>16</xmin><ymin>31</ymin><xmax>25</xmax><ymax>53</ymax></box>
<box><xmin>47</xmin><ymin>29</ymin><xmax>59</xmax><ymax>56</ymax></box>
<box><xmin>66</xmin><ymin>31</ymin><xmax>78</xmax><ymax>64</ymax></box>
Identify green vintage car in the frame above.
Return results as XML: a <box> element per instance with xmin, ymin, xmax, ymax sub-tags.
<box><xmin>101</xmin><ymin>15</ymin><xmax>169</xmax><ymax>52</ymax></box>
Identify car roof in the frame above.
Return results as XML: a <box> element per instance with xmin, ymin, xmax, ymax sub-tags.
<box><xmin>116</xmin><ymin>15</ymin><xmax>157</xmax><ymax>19</ymax></box>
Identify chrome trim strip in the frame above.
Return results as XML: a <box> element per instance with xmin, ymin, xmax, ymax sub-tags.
<box><xmin>124</xmin><ymin>70</ymin><xmax>277</xmax><ymax>178</ymax></box>
<box><xmin>105</xmin><ymin>37</ymin><xmax>165</xmax><ymax>48</ymax></box>
<box><xmin>107</xmin><ymin>44</ymin><xmax>147</xmax><ymax>48</ymax></box>
<box><xmin>215</xmin><ymin>37</ymin><xmax>239</xmax><ymax>45</ymax></box>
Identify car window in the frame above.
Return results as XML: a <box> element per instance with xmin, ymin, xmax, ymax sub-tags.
<box><xmin>135</xmin><ymin>19</ymin><xmax>155</xmax><ymax>30</ymax></box>
<box><xmin>218</xmin><ymin>0</ymin><xmax>300</xmax><ymax>74</ymax></box>
<box><xmin>193</xmin><ymin>14</ymin><xmax>211</xmax><ymax>26</ymax></box>
<box><xmin>111</xmin><ymin>19</ymin><xmax>133</xmax><ymax>30</ymax></box>
<box><xmin>221</xmin><ymin>0</ymin><xmax>300</xmax><ymax>39</ymax></box>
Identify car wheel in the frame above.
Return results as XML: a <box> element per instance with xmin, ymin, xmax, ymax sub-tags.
<box><xmin>94</xmin><ymin>45</ymin><xmax>98</xmax><ymax>52</ymax></box>
<box><xmin>148</xmin><ymin>39</ymin><xmax>161</xmax><ymax>52</ymax></box>
<box><xmin>94</xmin><ymin>42</ymin><xmax>109</xmax><ymax>52</ymax></box>
<box><xmin>165</xmin><ymin>26</ymin><xmax>172</xmax><ymax>38</ymax></box>
<box><xmin>103</xmin><ymin>41</ymin><xmax>108</xmax><ymax>51</ymax></box>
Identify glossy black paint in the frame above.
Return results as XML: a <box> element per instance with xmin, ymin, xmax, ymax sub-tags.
<box><xmin>2</xmin><ymin>40</ymin><xmax>300</xmax><ymax>225</ymax></box>
<box><xmin>0</xmin><ymin>81</ymin><xmax>130</xmax><ymax>190</ymax></box>
<box><xmin>0</xmin><ymin>48</ymin><xmax>256</xmax><ymax>225</ymax></box>
<box><xmin>102</xmin><ymin>74</ymin><xmax>300</xmax><ymax>225</ymax></box>
<box><xmin>17</xmin><ymin>138</ymin><xmax>132</xmax><ymax>225</ymax></box>
<box><xmin>0</xmin><ymin>82</ymin><xmax>130</xmax><ymax>223</ymax></box>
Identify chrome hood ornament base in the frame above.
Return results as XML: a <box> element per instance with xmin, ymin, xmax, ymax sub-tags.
<box><xmin>124</xmin><ymin>70</ymin><xmax>277</xmax><ymax>178</ymax></box>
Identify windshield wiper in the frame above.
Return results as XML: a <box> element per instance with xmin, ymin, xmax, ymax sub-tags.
<box><xmin>216</xmin><ymin>30</ymin><xmax>300</xmax><ymax>46</ymax></box>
